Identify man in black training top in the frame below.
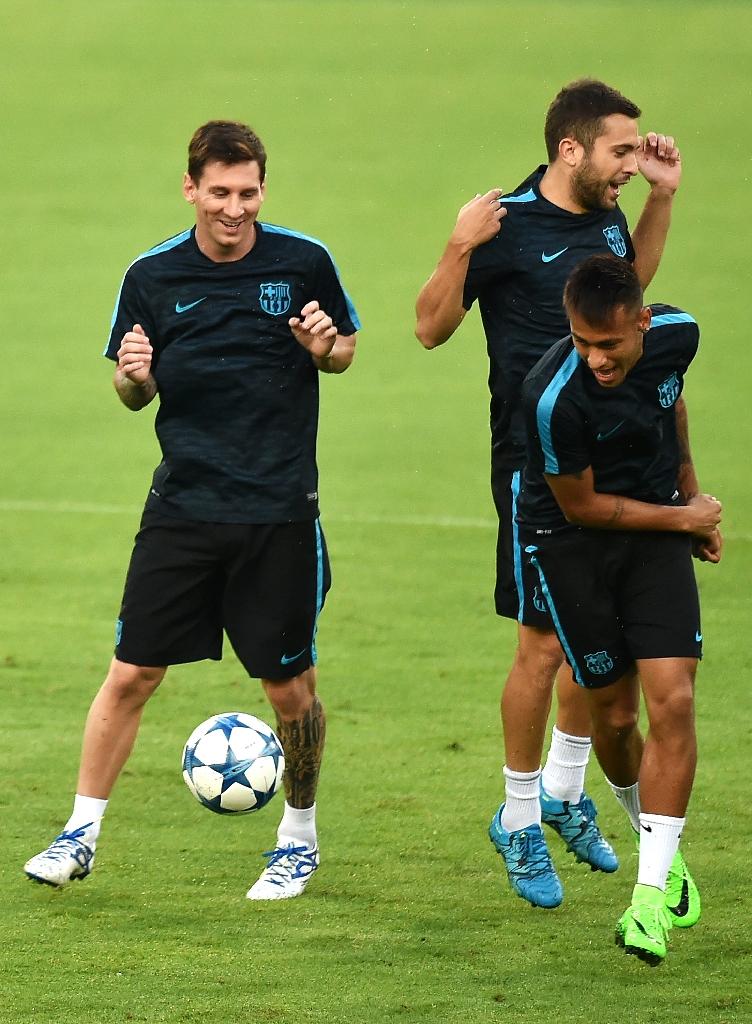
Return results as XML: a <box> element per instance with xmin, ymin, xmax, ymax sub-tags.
<box><xmin>517</xmin><ymin>254</ymin><xmax>721</xmax><ymax>963</ymax></box>
<box><xmin>416</xmin><ymin>79</ymin><xmax>682</xmax><ymax>906</ymax></box>
<box><xmin>25</xmin><ymin>120</ymin><xmax>360</xmax><ymax>901</ymax></box>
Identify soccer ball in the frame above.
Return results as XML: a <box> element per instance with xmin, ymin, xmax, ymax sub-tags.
<box><xmin>182</xmin><ymin>712</ymin><xmax>285</xmax><ymax>814</ymax></box>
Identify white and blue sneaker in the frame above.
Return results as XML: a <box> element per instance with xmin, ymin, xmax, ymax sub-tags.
<box><xmin>24</xmin><ymin>826</ymin><xmax>95</xmax><ymax>887</ymax></box>
<box><xmin>246</xmin><ymin>842</ymin><xmax>320</xmax><ymax>901</ymax></box>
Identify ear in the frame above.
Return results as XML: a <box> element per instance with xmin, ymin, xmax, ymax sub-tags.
<box><xmin>558</xmin><ymin>136</ymin><xmax>584</xmax><ymax>168</ymax></box>
<box><xmin>639</xmin><ymin>306</ymin><xmax>652</xmax><ymax>333</ymax></box>
<box><xmin>182</xmin><ymin>171</ymin><xmax>197</xmax><ymax>204</ymax></box>
<box><xmin>259</xmin><ymin>179</ymin><xmax>267</xmax><ymax>205</ymax></box>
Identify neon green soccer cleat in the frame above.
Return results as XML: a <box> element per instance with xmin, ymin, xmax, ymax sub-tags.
<box><xmin>665</xmin><ymin>848</ymin><xmax>701</xmax><ymax>928</ymax></box>
<box><xmin>615</xmin><ymin>884</ymin><xmax>673</xmax><ymax>966</ymax></box>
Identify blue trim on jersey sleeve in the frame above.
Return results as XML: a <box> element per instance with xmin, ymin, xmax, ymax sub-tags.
<box><xmin>260</xmin><ymin>222</ymin><xmax>361</xmax><ymax>331</ymax></box>
<box><xmin>527</xmin><ymin>546</ymin><xmax>584</xmax><ymax>685</ymax></box>
<box><xmin>500</xmin><ymin>188</ymin><xmax>537</xmax><ymax>204</ymax></box>
<box><xmin>536</xmin><ymin>348</ymin><xmax>580</xmax><ymax>474</ymax></box>
<box><xmin>510</xmin><ymin>471</ymin><xmax>526</xmax><ymax>622</ymax></box>
<box><xmin>105</xmin><ymin>229</ymin><xmax>193</xmax><ymax>354</ymax></box>
<box><xmin>649</xmin><ymin>312</ymin><xmax>696</xmax><ymax>329</ymax></box>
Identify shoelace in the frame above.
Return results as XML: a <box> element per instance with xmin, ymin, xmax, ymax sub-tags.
<box><xmin>512</xmin><ymin>832</ymin><xmax>555</xmax><ymax>878</ymax></box>
<box><xmin>45</xmin><ymin>827</ymin><xmax>93</xmax><ymax>865</ymax></box>
<box><xmin>260</xmin><ymin>844</ymin><xmax>313</xmax><ymax>883</ymax></box>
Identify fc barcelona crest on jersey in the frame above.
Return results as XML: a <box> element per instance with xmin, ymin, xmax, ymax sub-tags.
<box><xmin>603</xmin><ymin>225</ymin><xmax>627</xmax><ymax>258</ymax></box>
<box><xmin>657</xmin><ymin>371</ymin><xmax>681</xmax><ymax>408</ymax></box>
<box><xmin>259</xmin><ymin>282</ymin><xmax>292</xmax><ymax>316</ymax></box>
<box><xmin>584</xmin><ymin>650</ymin><xmax>614</xmax><ymax>676</ymax></box>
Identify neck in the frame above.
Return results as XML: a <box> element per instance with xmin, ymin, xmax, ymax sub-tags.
<box><xmin>539</xmin><ymin>163</ymin><xmax>587</xmax><ymax>214</ymax></box>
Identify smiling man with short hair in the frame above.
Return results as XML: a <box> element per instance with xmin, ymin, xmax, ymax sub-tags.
<box><xmin>25</xmin><ymin>120</ymin><xmax>360</xmax><ymax>902</ymax></box>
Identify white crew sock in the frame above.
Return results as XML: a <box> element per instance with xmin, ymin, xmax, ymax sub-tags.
<box><xmin>637</xmin><ymin>813</ymin><xmax>685</xmax><ymax>891</ymax></box>
<box><xmin>277</xmin><ymin>801</ymin><xmax>317</xmax><ymax>849</ymax></box>
<box><xmin>541</xmin><ymin>727</ymin><xmax>591</xmax><ymax>803</ymax></box>
<box><xmin>64</xmin><ymin>794</ymin><xmax>109</xmax><ymax>844</ymax></box>
<box><xmin>500</xmin><ymin>766</ymin><xmax>542</xmax><ymax>833</ymax></box>
<box><xmin>607</xmin><ymin>779</ymin><xmax>641</xmax><ymax>834</ymax></box>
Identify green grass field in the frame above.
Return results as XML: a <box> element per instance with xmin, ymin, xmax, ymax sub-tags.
<box><xmin>2</xmin><ymin>2</ymin><xmax>751</xmax><ymax>1021</ymax></box>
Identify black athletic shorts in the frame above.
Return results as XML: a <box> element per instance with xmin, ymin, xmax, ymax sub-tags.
<box><xmin>518</xmin><ymin>528</ymin><xmax>702</xmax><ymax>687</ymax></box>
<box><xmin>114</xmin><ymin>510</ymin><xmax>331</xmax><ymax>680</ymax></box>
<box><xmin>491</xmin><ymin>466</ymin><xmax>550</xmax><ymax>627</ymax></box>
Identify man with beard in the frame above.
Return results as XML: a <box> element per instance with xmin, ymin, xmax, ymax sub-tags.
<box><xmin>415</xmin><ymin>79</ymin><xmax>687</xmax><ymax>911</ymax></box>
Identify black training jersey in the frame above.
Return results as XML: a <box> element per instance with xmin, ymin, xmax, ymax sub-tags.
<box><xmin>105</xmin><ymin>222</ymin><xmax>360</xmax><ymax>524</ymax></box>
<box><xmin>462</xmin><ymin>166</ymin><xmax>635</xmax><ymax>470</ymax></box>
<box><xmin>518</xmin><ymin>305</ymin><xmax>699</xmax><ymax>532</ymax></box>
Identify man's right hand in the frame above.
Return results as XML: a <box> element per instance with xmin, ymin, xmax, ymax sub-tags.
<box><xmin>685</xmin><ymin>493</ymin><xmax>722</xmax><ymax>540</ymax></box>
<box><xmin>449</xmin><ymin>189</ymin><xmax>507</xmax><ymax>254</ymax></box>
<box><xmin>117</xmin><ymin>324</ymin><xmax>153</xmax><ymax>384</ymax></box>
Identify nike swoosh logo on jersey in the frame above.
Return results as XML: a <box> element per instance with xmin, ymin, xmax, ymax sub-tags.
<box><xmin>596</xmin><ymin>420</ymin><xmax>625</xmax><ymax>441</ymax></box>
<box><xmin>175</xmin><ymin>297</ymin><xmax>207</xmax><ymax>314</ymax></box>
<box><xmin>280</xmin><ymin>648</ymin><xmax>307</xmax><ymax>665</ymax></box>
<box><xmin>541</xmin><ymin>247</ymin><xmax>569</xmax><ymax>263</ymax></box>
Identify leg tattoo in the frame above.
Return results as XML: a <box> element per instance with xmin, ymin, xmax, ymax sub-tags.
<box><xmin>276</xmin><ymin>696</ymin><xmax>326</xmax><ymax>809</ymax></box>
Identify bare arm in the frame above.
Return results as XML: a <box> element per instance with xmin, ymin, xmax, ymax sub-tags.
<box><xmin>674</xmin><ymin>396</ymin><xmax>723</xmax><ymax>563</ymax></box>
<box><xmin>544</xmin><ymin>465</ymin><xmax>721</xmax><ymax>539</ymax></box>
<box><xmin>113</xmin><ymin>324</ymin><xmax>157</xmax><ymax>410</ymax></box>
<box><xmin>415</xmin><ymin>189</ymin><xmax>506</xmax><ymax>348</ymax></box>
<box><xmin>289</xmin><ymin>301</ymin><xmax>356</xmax><ymax>374</ymax></box>
<box><xmin>631</xmin><ymin>133</ymin><xmax>681</xmax><ymax>289</ymax></box>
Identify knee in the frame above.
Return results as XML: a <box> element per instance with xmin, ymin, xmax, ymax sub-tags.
<box><xmin>516</xmin><ymin>631</ymin><xmax>563</xmax><ymax>681</ymax></box>
<box><xmin>104</xmin><ymin>660</ymin><xmax>165</xmax><ymax>706</ymax></box>
<box><xmin>592</xmin><ymin>702</ymin><xmax>640</xmax><ymax>740</ymax></box>
<box><xmin>648</xmin><ymin>684</ymin><xmax>695</xmax><ymax>732</ymax></box>
<box><xmin>263</xmin><ymin>671</ymin><xmax>316</xmax><ymax>722</ymax></box>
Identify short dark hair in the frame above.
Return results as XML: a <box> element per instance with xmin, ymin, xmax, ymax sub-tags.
<box><xmin>563</xmin><ymin>255</ymin><xmax>643</xmax><ymax>325</ymax></box>
<box><xmin>187</xmin><ymin>120</ymin><xmax>267</xmax><ymax>183</ymax></box>
<box><xmin>544</xmin><ymin>79</ymin><xmax>641</xmax><ymax>161</ymax></box>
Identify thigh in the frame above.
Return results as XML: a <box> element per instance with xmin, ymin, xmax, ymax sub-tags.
<box><xmin>116</xmin><ymin>511</ymin><xmax>225</xmax><ymax>667</ymax></box>
<box><xmin>523</xmin><ymin>531</ymin><xmax>631</xmax><ymax>689</ymax></box>
<box><xmin>493</xmin><ymin>468</ymin><xmax>550</xmax><ymax>626</ymax></box>
<box><xmin>620</xmin><ymin>533</ymin><xmax>703</xmax><ymax>661</ymax></box>
<box><xmin>223</xmin><ymin>518</ymin><xmax>331</xmax><ymax>681</ymax></box>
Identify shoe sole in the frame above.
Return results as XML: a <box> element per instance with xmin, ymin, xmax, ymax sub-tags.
<box><xmin>25</xmin><ymin>869</ymin><xmax>90</xmax><ymax>888</ymax></box>
<box><xmin>614</xmin><ymin>929</ymin><xmax>664</xmax><ymax>966</ymax></box>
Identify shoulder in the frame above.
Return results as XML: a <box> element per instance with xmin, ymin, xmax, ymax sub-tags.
<box><xmin>258</xmin><ymin>222</ymin><xmax>336</xmax><ymax>264</ymax></box>
<box><xmin>646</xmin><ymin>304</ymin><xmax>699</xmax><ymax>356</ymax></box>
<box><xmin>524</xmin><ymin>337</ymin><xmax>581</xmax><ymax>410</ymax></box>
<box><xmin>122</xmin><ymin>228</ymin><xmax>194</xmax><ymax>280</ymax></box>
<box><xmin>498</xmin><ymin>166</ymin><xmax>546</xmax><ymax>219</ymax></box>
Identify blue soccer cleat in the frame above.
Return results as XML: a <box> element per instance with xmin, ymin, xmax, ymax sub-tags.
<box><xmin>488</xmin><ymin>806</ymin><xmax>563</xmax><ymax>908</ymax></box>
<box><xmin>24</xmin><ymin>826</ymin><xmax>96</xmax><ymax>887</ymax></box>
<box><xmin>540</xmin><ymin>787</ymin><xmax>619</xmax><ymax>873</ymax></box>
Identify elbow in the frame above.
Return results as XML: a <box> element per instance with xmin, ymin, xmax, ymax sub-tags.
<box><xmin>561</xmin><ymin>504</ymin><xmax>593</xmax><ymax>528</ymax></box>
<box><xmin>415</xmin><ymin>322</ymin><xmax>445</xmax><ymax>350</ymax></box>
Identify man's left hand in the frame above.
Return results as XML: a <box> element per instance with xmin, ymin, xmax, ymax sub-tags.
<box><xmin>637</xmin><ymin>132</ymin><xmax>682</xmax><ymax>195</ymax></box>
<box><xmin>290</xmin><ymin>301</ymin><xmax>337</xmax><ymax>359</ymax></box>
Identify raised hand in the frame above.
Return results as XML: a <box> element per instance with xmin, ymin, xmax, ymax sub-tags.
<box><xmin>637</xmin><ymin>133</ymin><xmax>682</xmax><ymax>194</ymax></box>
<box><xmin>450</xmin><ymin>188</ymin><xmax>507</xmax><ymax>253</ymax></box>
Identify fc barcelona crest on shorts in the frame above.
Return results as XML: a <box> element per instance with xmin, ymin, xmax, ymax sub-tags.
<box><xmin>602</xmin><ymin>225</ymin><xmax>627</xmax><ymax>257</ymax></box>
<box><xmin>259</xmin><ymin>282</ymin><xmax>292</xmax><ymax>316</ymax></box>
<box><xmin>657</xmin><ymin>372</ymin><xmax>681</xmax><ymax>408</ymax></box>
<box><xmin>584</xmin><ymin>650</ymin><xmax>614</xmax><ymax>675</ymax></box>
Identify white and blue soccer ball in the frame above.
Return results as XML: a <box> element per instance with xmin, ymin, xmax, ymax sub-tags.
<box><xmin>182</xmin><ymin>712</ymin><xmax>285</xmax><ymax>814</ymax></box>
